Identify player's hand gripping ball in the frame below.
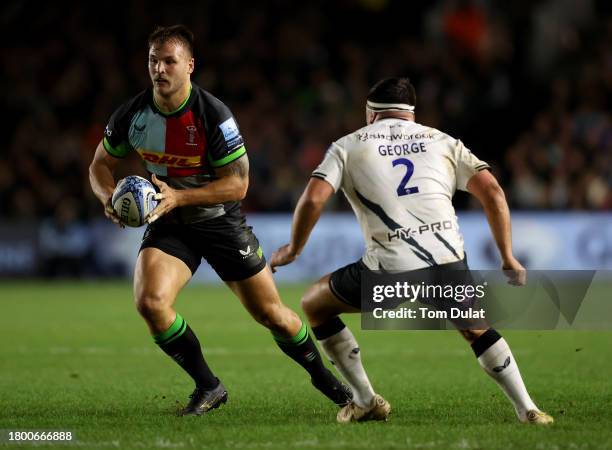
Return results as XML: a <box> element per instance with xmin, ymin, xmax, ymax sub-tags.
<box><xmin>111</xmin><ymin>176</ymin><xmax>158</xmax><ymax>227</ymax></box>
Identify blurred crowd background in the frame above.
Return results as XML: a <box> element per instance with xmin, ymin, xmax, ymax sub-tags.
<box><xmin>2</xmin><ymin>0</ymin><xmax>611</xmax><ymax>225</ymax></box>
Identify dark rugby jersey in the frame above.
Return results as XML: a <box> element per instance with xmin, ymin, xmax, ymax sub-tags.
<box><xmin>103</xmin><ymin>83</ymin><xmax>246</xmax><ymax>223</ymax></box>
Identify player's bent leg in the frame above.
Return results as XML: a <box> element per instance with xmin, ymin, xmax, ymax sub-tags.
<box><xmin>301</xmin><ymin>274</ymin><xmax>359</xmax><ymax>327</ymax></box>
<box><xmin>226</xmin><ymin>265</ymin><xmax>302</xmax><ymax>336</ymax></box>
<box><xmin>459</xmin><ymin>327</ymin><xmax>553</xmax><ymax>425</ymax></box>
<box><xmin>304</xmin><ymin>273</ymin><xmax>390</xmax><ymax>422</ymax></box>
<box><xmin>134</xmin><ymin>248</ymin><xmax>224</xmax><ymax>414</ymax></box>
<box><xmin>134</xmin><ymin>248</ymin><xmax>191</xmax><ymax>333</ymax></box>
<box><xmin>226</xmin><ymin>265</ymin><xmax>352</xmax><ymax>407</ymax></box>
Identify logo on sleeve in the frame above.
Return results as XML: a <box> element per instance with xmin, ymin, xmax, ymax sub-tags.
<box><xmin>219</xmin><ymin>117</ymin><xmax>242</xmax><ymax>148</ymax></box>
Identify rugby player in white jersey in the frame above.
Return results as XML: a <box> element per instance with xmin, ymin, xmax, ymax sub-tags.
<box><xmin>270</xmin><ymin>77</ymin><xmax>553</xmax><ymax>425</ymax></box>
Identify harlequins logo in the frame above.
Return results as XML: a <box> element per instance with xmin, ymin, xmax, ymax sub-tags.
<box><xmin>493</xmin><ymin>356</ymin><xmax>511</xmax><ymax>373</ymax></box>
<box><xmin>186</xmin><ymin>125</ymin><xmax>197</xmax><ymax>146</ymax></box>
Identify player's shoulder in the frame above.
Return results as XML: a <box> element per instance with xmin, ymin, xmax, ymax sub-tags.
<box><xmin>114</xmin><ymin>88</ymin><xmax>150</xmax><ymax>116</ymax></box>
<box><xmin>191</xmin><ymin>83</ymin><xmax>233</xmax><ymax>118</ymax></box>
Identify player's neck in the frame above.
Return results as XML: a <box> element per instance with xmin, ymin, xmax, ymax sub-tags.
<box><xmin>153</xmin><ymin>84</ymin><xmax>192</xmax><ymax>114</ymax></box>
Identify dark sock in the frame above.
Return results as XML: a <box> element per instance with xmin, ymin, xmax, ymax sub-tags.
<box><xmin>273</xmin><ymin>322</ymin><xmax>352</xmax><ymax>405</ymax></box>
<box><xmin>311</xmin><ymin>316</ymin><xmax>346</xmax><ymax>340</ymax></box>
<box><xmin>154</xmin><ymin>313</ymin><xmax>218</xmax><ymax>390</ymax></box>
<box><xmin>272</xmin><ymin>322</ymin><xmax>329</xmax><ymax>379</ymax></box>
<box><xmin>470</xmin><ymin>328</ymin><xmax>502</xmax><ymax>357</ymax></box>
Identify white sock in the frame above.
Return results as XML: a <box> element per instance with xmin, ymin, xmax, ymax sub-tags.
<box><xmin>319</xmin><ymin>327</ymin><xmax>375</xmax><ymax>408</ymax></box>
<box><xmin>477</xmin><ymin>337</ymin><xmax>538</xmax><ymax>421</ymax></box>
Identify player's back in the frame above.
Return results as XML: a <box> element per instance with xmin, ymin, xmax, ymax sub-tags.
<box><xmin>314</xmin><ymin>118</ymin><xmax>489</xmax><ymax>271</ymax></box>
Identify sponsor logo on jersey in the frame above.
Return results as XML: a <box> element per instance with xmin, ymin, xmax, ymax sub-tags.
<box><xmin>136</xmin><ymin>148</ymin><xmax>201</xmax><ymax>168</ymax></box>
<box><xmin>355</xmin><ymin>132</ymin><xmax>437</xmax><ymax>142</ymax></box>
<box><xmin>388</xmin><ymin>220</ymin><xmax>455</xmax><ymax>241</ymax></box>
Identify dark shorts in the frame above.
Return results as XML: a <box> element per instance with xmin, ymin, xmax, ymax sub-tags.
<box><xmin>140</xmin><ymin>213</ymin><xmax>266</xmax><ymax>282</ymax></box>
<box><xmin>329</xmin><ymin>257</ymin><xmax>487</xmax><ymax>328</ymax></box>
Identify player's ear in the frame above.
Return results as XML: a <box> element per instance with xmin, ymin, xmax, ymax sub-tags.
<box><xmin>188</xmin><ymin>58</ymin><xmax>194</xmax><ymax>74</ymax></box>
<box><xmin>366</xmin><ymin>109</ymin><xmax>376</xmax><ymax>125</ymax></box>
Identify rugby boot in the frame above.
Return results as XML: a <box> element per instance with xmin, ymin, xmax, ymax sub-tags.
<box><xmin>522</xmin><ymin>409</ymin><xmax>554</xmax><ymax>425</ymax></box>
<box><xmin>337</xmin><ymin>394</ymin><xmax>391</xmax><ymax>423</ymax></box>
<box><xmin>181</xmin><ymin>379</ymin><xmax>228</xmax><ymax>416</ymax></box>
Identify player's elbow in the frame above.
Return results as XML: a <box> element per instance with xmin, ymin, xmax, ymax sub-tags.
<box><xmin>484</xmin><ymin>180</ymin><xmax>506</xmax><ymax>205</ymax></box>
<box><xmin>468</xmin><ymin>171</ymin><xmax>506</xmax><ymax>207</ymax></box>
<box><xmin>479</xmin><ymin>181</ymin><xmax>508</xmax><ymax>213</ymax></box>
<box><xmin>88</xmin><ymin>159</ymin><xmax>102</xmax><ymax>185</ymax></box>
<box><xmin>234</xmin><ymin>178</ymin><xmax>249</xmax><ymax>201</ymax></box>
<box><xmin>300</xmin><ymin>195</ymin><xmax>327</xmax><ymax>212</ymax></box>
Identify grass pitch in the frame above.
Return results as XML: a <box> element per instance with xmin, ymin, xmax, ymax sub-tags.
<box><xmin>1</xmin><ymin>281</ymin><xmax>611</xmax><ymax>449</ymax></box>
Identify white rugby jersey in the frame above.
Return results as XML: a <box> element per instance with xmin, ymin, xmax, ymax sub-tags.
<box><xmin>312</xmin><ymin>118</ymin><xmax>489</xmax><ymax>271</ymax></box>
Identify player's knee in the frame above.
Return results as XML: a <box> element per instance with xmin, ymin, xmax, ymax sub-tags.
<box><xmin>459</xmin><ymin>329</ymin><xmax>486</xmax><ymax>343</ymax></box>
<box><xmin>135</xmin><ymin>292</ymin><xmax>169</xmax><ymax>319</ymax></box>
<box><xmin>253</xmin><ymin>304</ymin><xmax>288</xmax><ymax>332</ymax></box>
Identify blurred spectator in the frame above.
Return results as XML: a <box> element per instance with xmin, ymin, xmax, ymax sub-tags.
<box><xmin>38</xmin><ymin>199</ymin><xmax>93</xmax><ymax>278</ymax></box>
<box><xmin>1</xmin><ymin>0</ymin><xmax>610</xmax><ymax>221</ymax></box>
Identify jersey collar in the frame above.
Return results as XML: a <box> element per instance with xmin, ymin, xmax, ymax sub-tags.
<box><xmin>151</xmin><ymin>84</ymin><xmax>193</xmax><ymax>117</ymax></box>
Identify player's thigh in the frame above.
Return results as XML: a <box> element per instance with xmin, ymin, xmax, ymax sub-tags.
<box><xmin>133</xmin><ymin>247</ymin><xmax>193</xmax><ymax>309</ymax></box>
<box><xmin>301</xmin><ymin>273</ymin><xmax>360</xmax><ymax>327</ymax></box>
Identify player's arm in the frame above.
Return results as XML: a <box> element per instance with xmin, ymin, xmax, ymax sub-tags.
<box><xmin>270</xmin><ymin>177</ymin><xmax>334</xmax><ymax>272</ymax></box>
<box><xmin>89</xmin><ymin>139</ymin><xmax>124</xmax><ymax>226</ymax></box>
<box><xmin>146</xmin><ymin>155</ymin><xmax>249</xmax><ymax>223</ymax></box>
<box><xmin>466</xmin><ymin>170</ymin><xmax>525</xmax><ymax>285</ymax></box>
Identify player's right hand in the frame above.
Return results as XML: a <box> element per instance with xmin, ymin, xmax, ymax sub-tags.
<box><xmin>502</xmin><ymin>257</ymin><xmax>526</xmax><ymax>286</ymax></box>
<box><xmin>104</xmin><ymin>197</ymin><xmax>125</xmax><ymax>228</ymax></box>
<box><xmin>270</xmin><ymin>244</ymin><xmax>297</xmax><ymax>273</ymax></box>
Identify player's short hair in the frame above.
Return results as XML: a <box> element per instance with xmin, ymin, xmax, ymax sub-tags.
<box><xmin>367</xmin><ymin>78</ymin><xmax>416</xmax><ymax>111</ymax></box>
<box><xmin>148</xmin><ymin>25</ymin><xmax>195</xmax><ymax>57</ymax></box>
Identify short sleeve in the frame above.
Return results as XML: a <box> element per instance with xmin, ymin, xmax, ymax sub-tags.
<box><xmin>103</xmin><ymin>103</ymin><xmax>134</xmax><ymax>158</ymax></box>
<box><xmin>206</xmin><ymin>101</ymin><xmax>246</xmax><ymax>168</ymax></box>
<box><xmin>455</xmin><ymin>140</ymin><xmax>490</xmax><ymax>191</ymax></box>
<box><xmin>311</xmin><ymin>142</ymin><xmax>345</xmax><ymax>192</ymax></box>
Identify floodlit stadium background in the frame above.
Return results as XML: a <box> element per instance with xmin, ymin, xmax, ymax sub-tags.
<box><xmin>1</xmin><ymin>0</ymin><xmax>610</xmax><ymax>280</ymax></box>
<box><xmin>2</xmin><ymin>3</ymin><xmax>612</xmax><ymax>449</ymax></box>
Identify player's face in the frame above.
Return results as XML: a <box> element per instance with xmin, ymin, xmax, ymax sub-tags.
<box><xmin>148</xmin><ymin>41</ymin><xmax>194</xmax><ymax>98</ymax></box>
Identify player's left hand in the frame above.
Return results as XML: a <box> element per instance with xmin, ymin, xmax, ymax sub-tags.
<box><xmin>146</xmin><ymin>174</ymin><xmax>182</xmax><ymax>224</ymax></box>
<box><xmin>270</xmin><ymin>244</ymin><xmax>297</xmax><ymax>273</ymax></box>
<box><xmin>502</xmin><ymin>257</ymin><xmax>527</xmax><ymax>286</ymax></box>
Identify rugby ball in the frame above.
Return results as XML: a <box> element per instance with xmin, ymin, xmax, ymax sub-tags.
<box><xmin>112</xmin><ymin>176</ymin><xmax>158</xmax><ymax>227</ymax></box>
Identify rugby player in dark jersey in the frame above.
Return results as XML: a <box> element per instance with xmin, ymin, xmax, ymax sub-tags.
<box><xmin>89</xmin><ymin>25</ymin><xmax>351</xmax><ymax>416</ymax></box>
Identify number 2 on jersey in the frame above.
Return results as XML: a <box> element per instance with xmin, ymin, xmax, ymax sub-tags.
<box><xmin>392</xmin><ymin>158</ymin><xmax>419</xmax><ymax>196</ymax></box>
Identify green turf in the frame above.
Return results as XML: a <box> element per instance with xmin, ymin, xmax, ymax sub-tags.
<box><xmin>1</xmin><ymin>281</ymin><xmax>611</xmax><ymax>450</ymax></box>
